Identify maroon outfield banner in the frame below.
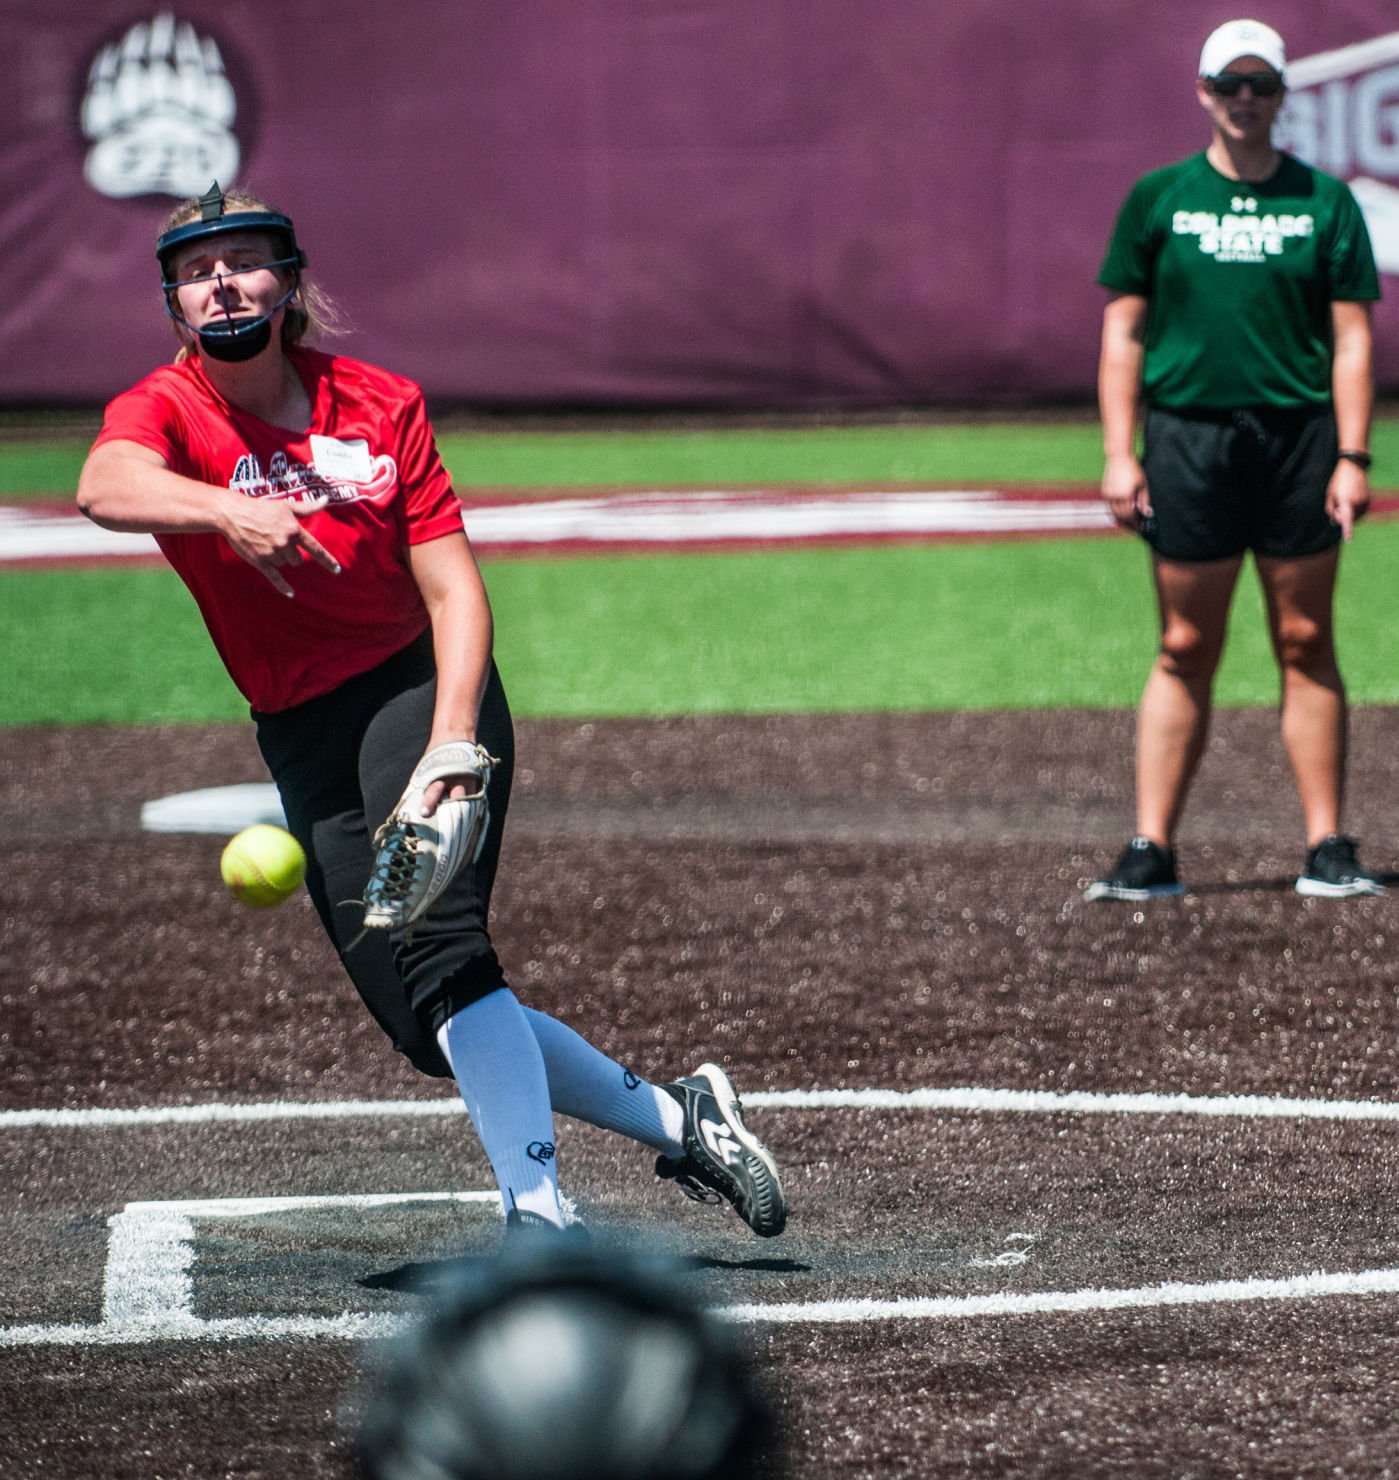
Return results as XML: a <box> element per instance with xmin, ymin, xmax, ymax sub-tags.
<box><xmin>2</xmin><ymin>3</ymin><xmax>1397</xmax><ymax>408</ymax></box>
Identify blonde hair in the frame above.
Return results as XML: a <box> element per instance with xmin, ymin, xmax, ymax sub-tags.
<box><xmin>159</xmin><ymin>186</ymin><xmax>343</xmax><ymax>362</ymax></box>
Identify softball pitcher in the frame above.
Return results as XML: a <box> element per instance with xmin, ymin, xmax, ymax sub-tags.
<box><xmin>77</xmin><ymin>183</ymin><xmax>786</xmax><ymax>1239</ymax></box>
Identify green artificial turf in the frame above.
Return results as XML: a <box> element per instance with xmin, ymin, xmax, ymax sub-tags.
<box><xmin>4</xmin><ymin>525</ymin><xmax>1396</xmax><ymax>726</ymax></box>
<box><xmin>6</xmin><ymin>415</ymin><xmax>1396</xmax><ymax>726</ymax></box>
<box><xmin>438</xmin><ymin>424</ymin><xmax>1112</xmax><ymax>489</ymax></box>
<box><xmin>6</xmin><ymin>417</ymin><xmax>1399</xmax><ymax>498</ymax></box>
<box><xmin>0</xmin><ymin>443</ymin><xmax>94</xmax><ymax>498</ymax></box>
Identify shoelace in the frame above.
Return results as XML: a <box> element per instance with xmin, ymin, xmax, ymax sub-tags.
<box><xmin>366</xmin><ymin>826</ymin><xmax>421</xmax><ymax>906</ymax></box>
<box><xmin>672</xmin><ymin>1168</ymin><xmax>724</xmax><ymax>1206</ymax></box>
<box><xmin>658</xmin><ymin>1154</ymin><xmax>726</xmax><ymax>1205</ymax></box>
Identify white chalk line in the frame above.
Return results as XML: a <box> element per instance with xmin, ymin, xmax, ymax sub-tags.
<box><xmin>0</xmin><ymin>1312</ymin><xmax>411</xmax><ymax>1348</ymax></box>
<box><xmin>719</xmin><ymin>1266</ymin><xmax>1399</xmax><ymax>1326</ymax></box>
<box><xmin>121</xmin><ymin>1191</ymin><xmax>501</xmax><ymax>1216</ymax></box>
<box><xmin>6</xmin><ymin>1190</ymin><xmax>567</xmax><ymax>1350</ymax></box>
<box><xmin>101</xmin><ymin>1192</ymin><xmax>497</xmax><ymax>1334</ymax></box>
<box><xmin>8</xmin><ymin>1093</ymin><xmax>1399</xmax><ymax>1347</ymax></box>
<box><xmin>9</xmin><ymin>1083</ymin><xmax>1399</xmax><ymax>1131</ymax></box>
<box><xmin>8</xmin><ymin>1266</ymin><xmax>1399</xmax><ymax>1348</ymax></box>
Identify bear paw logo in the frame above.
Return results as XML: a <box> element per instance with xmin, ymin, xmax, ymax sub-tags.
<box><xmin>81</xmin><ymin>13</ymin><xmax>241</xmax><ymax>200</ymax></box>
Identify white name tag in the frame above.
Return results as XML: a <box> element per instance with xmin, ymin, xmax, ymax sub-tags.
<box><xmin>309</xmin><ymin>435</ymin><xmax>373</xmax><ymax>483</ymax></box>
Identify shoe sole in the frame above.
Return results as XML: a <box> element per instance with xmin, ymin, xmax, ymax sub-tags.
<box><xmin>1083</xmin><ymin>881</ymin><xmax>1185</xmax><ymax>902</ymax></box>
<box><xmin>1294</xmin><ymin>877</ymin><xmax>1386</xmax><ymax>898</ymax></box>
<box><xmin>693</xmin><ymin>1062</ymin><xmax>787</xmax><ymax>1237</ymax></box>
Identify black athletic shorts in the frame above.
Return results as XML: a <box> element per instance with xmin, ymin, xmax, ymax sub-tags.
<box><xmin>1140</xmin><ymin>404</ymin><xmax>1341</xmax><ymax>563</ymax></box>
<box><xmin>253</xmin><ymin>629</ymin><xmax>515</xmax><ymax>1078</ymax></box>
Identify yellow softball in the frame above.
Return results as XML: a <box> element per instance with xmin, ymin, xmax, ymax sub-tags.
<box><xmin>219</xmin><ymin>824</ymin><xmax>306</xmax><ymax>908</ymax></box>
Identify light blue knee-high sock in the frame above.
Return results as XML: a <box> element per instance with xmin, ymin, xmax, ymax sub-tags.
<box><xmin>436</xmin><ymin>988</ymin><xmax>563</xmax><ymax>1225</ymax></box>
<box><xmin>522</xmin><ymin>1007</ymin><xmax>685</xmax><ymax>1156</ymax></box>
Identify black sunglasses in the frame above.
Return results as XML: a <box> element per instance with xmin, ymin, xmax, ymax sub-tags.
<box><xmin>1207</xmin><ymin>71</ymin><xmax>1284</xmax><ymax>98</ymax></box>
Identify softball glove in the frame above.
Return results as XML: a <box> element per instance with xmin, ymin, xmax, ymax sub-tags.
<box><xmin>362</xmin><ymin>741</ymin><xmax>497</xmax><ymax>933</ymax></box>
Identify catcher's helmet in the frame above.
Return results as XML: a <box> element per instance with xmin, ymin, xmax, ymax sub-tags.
<box><xmin>156</xmin><ymin>181</ymin><xmax>306</xmax><ymax>362</ymax></box>
<box><xmin>356</xmin><ymin>1240</ymin><xmax>773</xmax><ymax>1480</ymax></box>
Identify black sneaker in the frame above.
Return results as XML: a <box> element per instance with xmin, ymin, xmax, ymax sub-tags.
<box><xmin>1084</xmin><ymin>836</ymin><xmax>1184</xmax><ymax>901</ymax></box>
<box><xmin>1295</xmin><ymin>835</ymin><xmax>1385</xmax><ymax>898</ymax></box>
<box><xmin>655</xmin><ymin>1063</ymin><xmax>787</xmax><ymax>1238</ymax></box>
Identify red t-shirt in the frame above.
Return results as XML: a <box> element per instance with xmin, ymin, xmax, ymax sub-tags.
<box><xmin>93</xmin><ymin>348</ymin><xmax>465</xmax><ymax>712</ymax></box>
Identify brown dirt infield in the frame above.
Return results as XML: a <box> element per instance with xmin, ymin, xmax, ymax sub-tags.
<box><xmin>3</xmin><ymin>709</ymin><xmax>1399</xmax><ymax>1477</ymax></box>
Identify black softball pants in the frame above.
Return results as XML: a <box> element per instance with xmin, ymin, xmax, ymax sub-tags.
<box><xmin>252</xmin><ymin>629</ymin><xmax>515</xmax><ymax>1079</ymax></box>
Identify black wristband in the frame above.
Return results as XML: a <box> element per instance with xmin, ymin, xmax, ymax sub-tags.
<box><xmin>1337</xmin><ymin>450</ymin><xmax>1372</xmax><ymax>471</ymax></box>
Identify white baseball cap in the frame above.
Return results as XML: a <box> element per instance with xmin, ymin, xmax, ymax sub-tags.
<box><xmin>1198</xmin><ymin>19</ymin><xmax>1287</xmax><ymax>78</ymax></box>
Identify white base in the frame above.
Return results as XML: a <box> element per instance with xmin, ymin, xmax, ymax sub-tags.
<box><xmin>140</xmin><ymin>783</ymin><xmax>285</xmax><ymax>835</ymax></box>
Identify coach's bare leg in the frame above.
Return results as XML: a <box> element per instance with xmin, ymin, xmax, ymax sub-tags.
<box><xmin>1257</xmin><ymin>548</ymin><xmax>1346</xmax><ymax>845</ymax></box>
<box><xmin>1135</xmin><ymin>553</ymin><xmax>1243</xmax><ymax>846</ymax></box>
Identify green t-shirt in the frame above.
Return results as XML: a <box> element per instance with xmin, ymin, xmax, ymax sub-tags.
<box><xmin>1098</xmin><ymin>151</ymin><xmax>1380</xmax><ymax>410</ymax></box>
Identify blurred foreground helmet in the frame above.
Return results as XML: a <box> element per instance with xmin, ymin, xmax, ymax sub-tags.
<box><xmin>356</xmin><ymin>1240</ymin><xmax>773</xmax><ymax>1480</ymax></box>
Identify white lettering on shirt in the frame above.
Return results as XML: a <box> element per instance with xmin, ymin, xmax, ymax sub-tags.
<box><xmin>1171</xmin><ymin>206</ymin><xmax>1315</xmax><ymax>263</ymax></box>
<box><xmin>227</xmin><ymin>448</ymin><xmax>398</xmax><ymax>507</ymax></box>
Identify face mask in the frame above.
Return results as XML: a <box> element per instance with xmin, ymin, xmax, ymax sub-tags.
<box><xmin>163</xmin><ymin>260</ymin><xmax>302</xmax><ymax>363</ymax></box>
<box><xmin>195</xmin><ymin>312</ymin><xmax>275</xmax><ymax>362</ymax></box>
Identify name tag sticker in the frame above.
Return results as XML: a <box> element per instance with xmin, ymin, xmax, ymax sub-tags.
<box><xmin>310</xmin><ymin>436</ymin><xmax>373</xmax><ymax>483</ymax></box>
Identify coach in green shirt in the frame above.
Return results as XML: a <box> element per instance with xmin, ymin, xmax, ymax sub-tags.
<box><xmin>1087</xmin><ymin>18</ymin><xmax>1384</xmax><ymax>903</ymax></box>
